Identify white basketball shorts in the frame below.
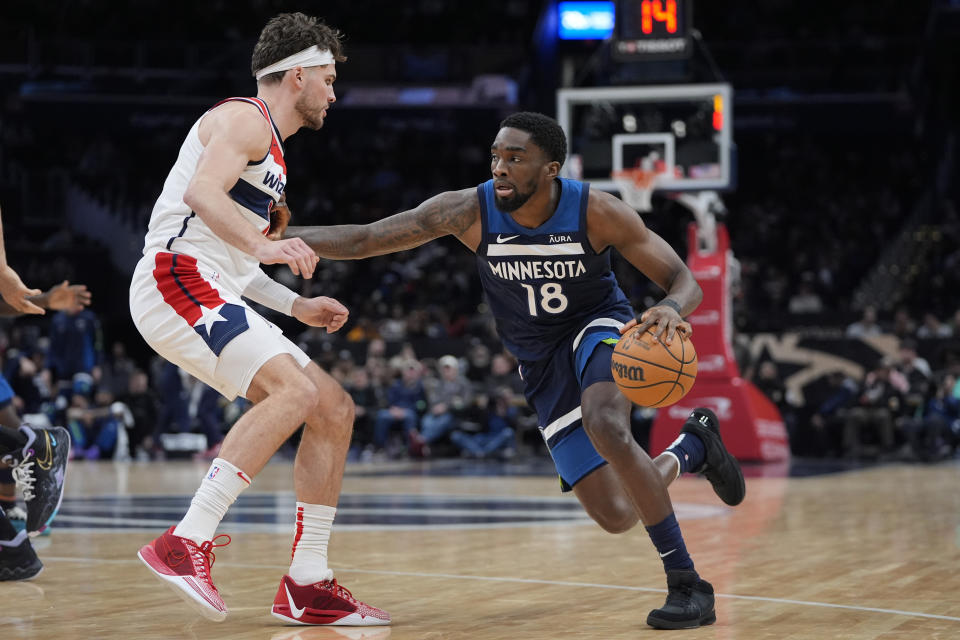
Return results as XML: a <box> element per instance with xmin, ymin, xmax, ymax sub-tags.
<box><xmin>129</xmin><ymin>251</ymin><xmax>310</xmax><ymax>400</ymax></box>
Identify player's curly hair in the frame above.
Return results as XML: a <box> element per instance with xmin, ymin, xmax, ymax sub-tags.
<box><xmin>500</xmin><ymin>112</ymin><xmax>567</xmax><ymax>167</ymax></box>
<box><xmin>252</xmin><ymin>12</ymin><xmax>347</xmax><ymax>84</ymax></box>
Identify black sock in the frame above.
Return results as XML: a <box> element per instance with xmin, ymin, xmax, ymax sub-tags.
<box><xmin>0</xmin><ymin>425</ymin><xmax>28</xmax><ymax>457</ymax></box>
<box><xmin>646</xmin><ymin>512</ymin><xmax>696</xmax><ymax>573</ymax></box>
<box><xmin>0</xmin><ymin>507</ymin><xmax>18</xmax><ymax>540</ymax></box>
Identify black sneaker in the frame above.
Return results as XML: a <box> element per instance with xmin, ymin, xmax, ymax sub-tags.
<box><xmin>0</xmin><ymin>531</ymin><xmax>43</xmax><ymax>581</ymax></box>
<box><xmin>646</xmin><ymin>569</ymin><xmax>716</xmax><ymax>629</ymax></box>
<box><xmin>681</xmin><ymin>408</ymin><xmax>746</xmax><ymax>506</ymax></box>
<box><xmin>9</xmin><ymin>426</ymin><xmax>71</xmax><ymax>536</ymax></box>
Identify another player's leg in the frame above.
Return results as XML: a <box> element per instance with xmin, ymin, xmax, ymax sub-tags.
<box><xmin>0</xmin><ymin>423</ymin><xmax>71</xmax><ymax>536</ymax></box>
<box><xmin>138</xmin><ymin>353</ymin><xmax>319</xmax><ymax>622</ymax></box>
<box><xmin>271</xmin><ymin>361</ymin><xmax>390</xmax><ymax>626</ymax></box>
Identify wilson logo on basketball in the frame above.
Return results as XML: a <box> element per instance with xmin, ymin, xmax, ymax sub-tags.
<box><xmin>612</xmin><ymin>361</ymin><xmax>646</xmax><ymax>381</ymax></box>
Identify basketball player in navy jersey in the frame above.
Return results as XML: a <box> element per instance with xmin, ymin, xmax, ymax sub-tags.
<box><xmin>287</xmin><ymin>112</ymin><xmax>745</xmax><ymax>629</ymax></box>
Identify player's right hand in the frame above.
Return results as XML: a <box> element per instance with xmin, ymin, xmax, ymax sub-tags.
<box><xmin>0</xmin><ymin>265</ymin><xmax>44</xmax><ymax>314</ymax></box>
<box><xmin>255</xmin><ymin>237</ymin><xmax>319</xmax><ymax>279</ymax></box>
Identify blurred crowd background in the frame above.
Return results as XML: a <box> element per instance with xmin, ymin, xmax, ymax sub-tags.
<box><xmin>1</xmin><ymin>1</ymin><xmax>958</xmax><ymax>464</ymax></box>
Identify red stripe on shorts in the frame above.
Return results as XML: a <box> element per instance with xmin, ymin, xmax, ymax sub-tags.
<box><xmin>153</xmin><ymin>252</ymin><xmax>226</xmax><ymax>325</ymax></box>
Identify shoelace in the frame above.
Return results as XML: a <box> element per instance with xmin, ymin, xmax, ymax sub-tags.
<box><xmin>166</xmin><ymin>533</ymin><xmax>232</xmax><ymax>583</ymax></box>
<box><xmin>322</xmin><ymin>578</ymin><xmax>357</xmax><ymax>603</ymax></box>
<box><xmin>11</xmin><ymin>459</ymin><xmax>37</xmax><ymax>501</ymax></box>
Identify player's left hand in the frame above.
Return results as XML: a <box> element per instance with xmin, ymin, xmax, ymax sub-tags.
<box><xmin>267</xmin><ymin>195</ymin><xmax>291</xmax><ymax>241</ymax></box>
<box><xmin>620</xmin><ymin>306</ymin><xmax>692</xmax><ymax>345</ymax></box>
<box><xmin>44</xmin><ymin>280</ymin><xmax>92</xmax><ymax>312</ymax></box>
<box><xmin>292</xmin><ymin>296</ymin><xmax>349</xmax><ymax>333</ymax></box>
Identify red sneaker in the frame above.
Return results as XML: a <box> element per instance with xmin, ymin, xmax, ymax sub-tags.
<box><xmin>271</xmin><ymin>575</ymin><xmax>391</xmax><ymax>626</ymax></box>
<box><xmin>137</xmin><ymin>526</ymin><xmax>231</xmax><ymax>621</ymax></box>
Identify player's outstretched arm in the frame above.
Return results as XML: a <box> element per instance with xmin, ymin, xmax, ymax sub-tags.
<box><xmin>587</xmin><ymin>190</ymin><xmax>702</xmax><ymax>343</ymax></box>
<box><xmin>0</xmin><ymin>208</ymin><xmax>43</xmax><ymax>314</ymax></box>
<box><xmin>183</xmin><ymin>104</ymin><xmax>318</xmax><ymax>278</ymax></box>
<box><xmin>287</xmin><ymin>188</ymin><xmax>480</xmax><ymax>259</ymax></box>
<box><xmin>0</xmin><ymin>280</ymin><xmax>91</xmax><ymax>317</ymax></box>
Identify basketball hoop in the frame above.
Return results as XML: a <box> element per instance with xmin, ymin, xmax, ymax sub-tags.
<box><xmin>612</xmin><ymin>168</ymin><xmax>659</xmax><ymax>212</ymax></box>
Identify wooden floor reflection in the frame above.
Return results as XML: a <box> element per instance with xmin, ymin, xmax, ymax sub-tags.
<box><xmin>4</xmin><ymin>458</ymin><xmax>960</xmax><ymax>639</ymax></box>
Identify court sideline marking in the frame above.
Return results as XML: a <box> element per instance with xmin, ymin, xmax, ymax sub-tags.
<box><xmin>42</xmin><ymin>556</ymin><xmax>960</xmax><ymax>624</ymax></box>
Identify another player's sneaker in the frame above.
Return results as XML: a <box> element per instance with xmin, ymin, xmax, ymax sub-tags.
<box><xmin>137</xmin><ymin>526</ymin><xmax>231</xmax><ymax>621</ymax></box>
<box><xmin>681</xmin><ymin>408</ymin><xmax>746</xmax><ymax>506</ymax></box>
<box><xmin>5</xmin><ymin>426</ymin><xmax>71</xmax><ymax>536</ymax></box>
<box><xmin>271</xmin><ymin>574</ymin><xmax>391</xmax><ymax>626</ymax></box>
<box><xmin>0</xmin><ymin>530</ymin><xmax>43</xmax><ymax>581</ymax></box>
<box><xmin>646</xmin><ymin>569</ymin><xmax>716</xmax><ymax>629</ymax></box>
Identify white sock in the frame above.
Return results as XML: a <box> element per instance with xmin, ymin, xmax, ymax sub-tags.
<box><xmin>173</xmin><ymin>458</ymin><xmax>251</xmax><ymax>545</ymax></box>
<box><xmin>288</xmin><ymin>502</ymin><xmax>336</xmax><ymax>585</ymax></box>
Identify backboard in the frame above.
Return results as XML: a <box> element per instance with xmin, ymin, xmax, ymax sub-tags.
<box><xmin>556</xmin><ymin>83</ymin><xmax>734</xmax><ymax>192</ymax></box>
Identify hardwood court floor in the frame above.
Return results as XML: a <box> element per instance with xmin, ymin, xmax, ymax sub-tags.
<box><xmin>3</xmin><ymin>457</ymin><xmax>960</xmax><ymax>640</ymax></box>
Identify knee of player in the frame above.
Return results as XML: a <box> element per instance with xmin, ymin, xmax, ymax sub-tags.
<box><xmin>586</xmin><ymin>499</ymin><xmax>639</xmax><ymax>534</ymax></box>
<box><xmin>284</xmin><ymin>375</ymin><xmax>323</xmax><ymax>416</ymax></box>
<box><xmin>334</xmin><ymin>389</ymin><xmax>356</xmax><ymax>426</ymax></box>
<box><xmin>582</xmin><ymin>411</ymin><xmax>633</xmax><ymax>452</ymax></box>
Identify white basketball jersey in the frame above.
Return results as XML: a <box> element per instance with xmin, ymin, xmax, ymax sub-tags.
<box><xmin>140</xmin><ymin>97</ymin><xmax>287</xmax><ymax>293</ymax></box>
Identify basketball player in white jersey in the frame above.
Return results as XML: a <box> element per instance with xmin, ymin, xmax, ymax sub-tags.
<box><xmin>129</xmin><ymin>13</ymin><xmax>389</xmax><ymax>625</ymax></box>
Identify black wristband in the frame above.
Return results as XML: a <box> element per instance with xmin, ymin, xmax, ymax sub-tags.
<box><xmin>653</xmin><ymin>298</ymin><xmax>682</xmax><ymax>315</ymax></box>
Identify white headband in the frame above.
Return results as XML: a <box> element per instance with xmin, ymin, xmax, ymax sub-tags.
<box><xmin>255</xmin><ymin>45</ymin><xmax>335</xmax><ymax>80</ymax></box>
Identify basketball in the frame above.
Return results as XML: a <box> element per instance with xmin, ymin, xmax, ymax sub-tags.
<box><xmin>611</xmin><ymin>327</ymin><xmax>698</xmax><ymax>408</ymax></box>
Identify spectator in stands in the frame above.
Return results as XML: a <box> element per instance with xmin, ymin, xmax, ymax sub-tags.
<box><xmin>344</xmin><ymin>366</ymin><xmax>383</xmax><ymax>460</ymax></box>
<box><xmin>345</xmin><ymin>317</ymin><xmax>381</xmax><ymax>343</ymax></box>
<box><xmin>917</xmin><ymin>312</ymin><xmax>953</xmax><ymax>339</ymax></box>
<box><xmin>450</xmin><ymin>386</ymin><xmax>516</xmax><ymax>459</ymax></box>
<box><xmin>787</xmin><ymin>275</ymin><xmax>824</xmax><ymax>314</ymax></box>
<box><xmin>420</xmin><ymin>355</ymin><xmax>474</xmax><ymax>450</ymax></box>
<box><xmin>464</xmin><ymin>342</ymin><xmax>491</xmax><ymax>383</ymax></box>
<box><xmin>753</xmin><ymin>360</ymin><xmax>799</xmax><ymax>444</ymax></box>
<box><xmin>155</xmin><ymin>361</ymin><xmax>190</xmax><ymax>438</ymax></box>
<box><xmin>484</xmin><ymin>352</ymin><xmax>525</xmax><ymax>397</ymax></box>
<box><xmin>902</xmin><ymin>373</ymin><xmax>959</xmax><ymax>461</ymax></box>
<box><xmin>66</xmin><ymin>375</ymin><xmax>123</xmax><ymax>460</ymax></box>
<box><xmin>190</xmin><ymin>380</ymin><xmax>225</xmax><ymax>461</ymax></box>
<box><xmin>4</xmin><ymin>347</ymin><xmax>51</xmax><ymax>415</ymax></box>
<box><xmin>99</xmin><ymin>341</ymin><xmax>136</xmax><ymax>397</ymax></box>
<box><xmin>891</xmin><ymin>308</ymin><xmax>917</xmax><ymax>339</ymax></box>
<box><xmin>800</xmin><ymin>371</ymin><xmax>857</xmax><ymax>456</ymax></box>
<box><xmin>48</xmin><ymin>306</ymin><xmax>102</xmax><ymax>384</ymax></box>
<box><xmin>948</xmin><ymin>308</ymin><xmax>960</xmax><ymax>337</ymax></box>
<box><xmin>896</xmin><ymin>338</ymin><xmax>933</xmax><ymax>407</ymax></box>
<box><xmin>120</xmin><ymin>369</ymin><xmax>160</xmax><ymax>460</ymax></box>
<box><xmin>843</xmin><ymin>358</ymin><xmax>906</xmax><ymax>459</ymax></box>
<box><xmin>846</xmin><ymin>306</ymin><xmax>883</xmax><ymax>338</ymax></box>
<box><xmin>372</xmin><ymin>359</ymin><xmax>427</xmax><ymax>457</ymax></box>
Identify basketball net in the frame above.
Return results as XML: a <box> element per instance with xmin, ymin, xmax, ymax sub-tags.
<box><xmin>611</xmin><ymin>168</ymin><xmax>658</xmax><ymax>212</ymax></box>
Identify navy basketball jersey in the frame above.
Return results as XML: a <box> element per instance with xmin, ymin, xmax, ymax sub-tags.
<box><xmin>476</xmin><ymin>178</ymin><xmax>633</xmax><ymax>362</ymax></box>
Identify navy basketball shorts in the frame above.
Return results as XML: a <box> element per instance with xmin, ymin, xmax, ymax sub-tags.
<box><xmin>519</xmin><ymin>317</ymin><xmax>628</xmax><ymax>492</ymax></box>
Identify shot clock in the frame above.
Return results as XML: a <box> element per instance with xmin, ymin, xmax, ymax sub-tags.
<box><xmin>613</xmin><ymin>0</ymin><xmax>693</xmax><ymax>61</ymax></box>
